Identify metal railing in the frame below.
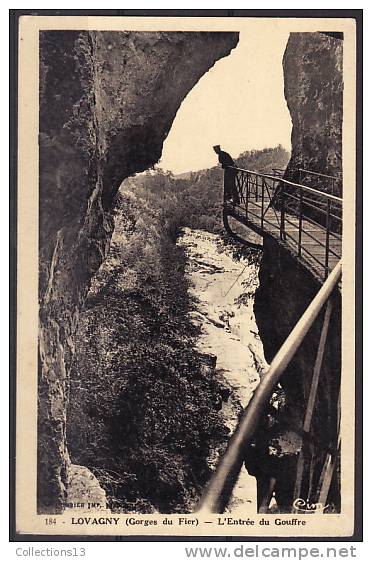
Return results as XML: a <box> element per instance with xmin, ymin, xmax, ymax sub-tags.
<box><xmin>224</xmin><ymin>167</ymin><xmax>342</xmax><ymax>281</ymax></box>
<box><xmin>196</xmin><ymin>261</ymin><xmax>342</xmax><ymax>514</ymax></box>
<box><xmin>298</xmin><ymin>168</ymin><xmax>342</xmax><ymax>197</ymax></box>
<box><xmin>272</xmin><ymin>167</ymin><xmax>342</xmax><ymax>197</ymax></box>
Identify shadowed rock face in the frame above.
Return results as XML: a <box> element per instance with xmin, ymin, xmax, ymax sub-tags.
<box><xmin>283</xmin><ymin>32</ymin><xmax>343</xmax><ymax>194</ymax></box>
<box><xmin>38</xmin><ymin>30</ymin><xmax>238</xmax><ymax>513</ymax></box>
<box><xmin>252</xmin><ymin>33</ymin><xmax>342</xmax><ymax>512</ymax></box>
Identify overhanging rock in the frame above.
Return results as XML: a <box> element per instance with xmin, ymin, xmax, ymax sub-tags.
<box><xmin>38</xmin><ymin>30</ymin><xmax>239</xmax><ymax>513</ymax></box>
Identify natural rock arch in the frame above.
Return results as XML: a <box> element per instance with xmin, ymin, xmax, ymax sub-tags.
<box><xmin>38</xmin><ymin>30</ymin><xmax>239</xmax><ymax>513</ymax></box>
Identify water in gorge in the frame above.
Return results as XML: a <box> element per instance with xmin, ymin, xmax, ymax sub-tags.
<box><xmin>178</xmin><ymin>228</ymin><xmax>268</xmax><ymax>513</ymax></box>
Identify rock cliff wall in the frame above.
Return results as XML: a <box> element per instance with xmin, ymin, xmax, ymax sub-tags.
<box><xmin>283</xmin><ymin>32</ymin><xmax>343</xmax><ymax>194</ymax></box>
<box><xmin>38</xmin><ymin>30</ymin><xmax>238</xmax><ymax>513</ymax></box>
<box><xmin>252</xmin><ymin>32</ymin><xmax>343</xmax><ymax>512</ymax></box>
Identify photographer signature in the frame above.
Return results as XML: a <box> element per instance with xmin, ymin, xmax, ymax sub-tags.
<box><xmin>292</xmin><ymin>498</ymin><xmax>329</xmax><ymax>513</ymax></box>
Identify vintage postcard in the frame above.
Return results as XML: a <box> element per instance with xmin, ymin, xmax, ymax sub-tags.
<box><xmin>13</xmin><ymin>12</ymin><xmax>360</xmax><ymax>538</ymax></box>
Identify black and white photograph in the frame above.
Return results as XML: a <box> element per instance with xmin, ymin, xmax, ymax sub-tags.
<box><xmin>12</xmin><ymin>12</ymin><xmax>360</xmax><ymax>538</ymax></box>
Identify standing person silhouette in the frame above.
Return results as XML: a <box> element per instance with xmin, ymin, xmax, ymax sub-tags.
<box><xmin>213</xmin><ymin>145</ymin><xmax>240</xmax><ymax>204</ymax></box>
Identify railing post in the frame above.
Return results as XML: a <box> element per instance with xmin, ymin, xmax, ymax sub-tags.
<box><xmin>292</xmin><ymin>297</ymin><xmax>334</xmax><ymax>506</ymax></box>
<box><xmin>325</xmin><ymin>198</ymin><xmax>331</xmax><ymax>280</ymax></box>
<box><xmin>235</xmin><ymin>170</ymin><xmax>239</xmax><ymax>206</ymax></box>
<box><xmin>298</xmin><ymin>189</ymin><xmax>303</xmax><ymax>257</ymax></box>
<box><xmin>235</xmin><ymin>169</ymin><xmax>241</xmax><ymax>206</ymax></box>
<box><xmin>280</xmin><ymin>185</ymin><xmax>285</xmax><ymax>241</ymax></box>
<box><xmin>245</xmin><ymin>172</ymin><xmax>249</xmax><ymax>220</ymax></box>
<box><xmin>223</xmin><ymin>168</ymin><xmax>228</xmax><ymax>202</ymax></box>
<box><xmin>261</xmin><ymin>178</ymin><xmax>265</xmax><ymax>229</ymax></box>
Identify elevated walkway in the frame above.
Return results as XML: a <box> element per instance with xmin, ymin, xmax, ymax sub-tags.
<box><xmin>223</xmin><ymin>167</ymin><xmax>342</xmax><ymax>282</ymax></box>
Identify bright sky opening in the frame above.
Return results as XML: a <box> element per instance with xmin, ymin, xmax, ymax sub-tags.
<box><xmin>158</xmin><ymin>29</ymin><xmax>292</xmax><ymax>175</ymax></box>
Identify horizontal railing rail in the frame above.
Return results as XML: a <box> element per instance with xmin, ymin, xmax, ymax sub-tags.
<box><xmin>271</xmin><ymin>167</ymin><xmax>341</xmax><ymax>195</ymax></box>
<box><xmin>297</xmin><ymin>167</ymin><xmax>342</xmax><ymax>197</ymax></box>
<box><xmin>297</xmin><ymin>167</ymin><xmax>341</xmax><ymax>182</ymax></box>
<box><xmin>230</xmin><ymin>167</ymin><xmax>343</xmax><ymax>203</ymax></box>
<box><xmin>196</xmin><ymin>261</ymin><xmax>342</xmax><ymax>514</ymax></box>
